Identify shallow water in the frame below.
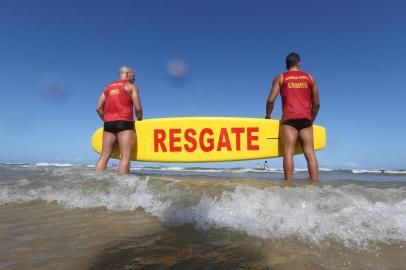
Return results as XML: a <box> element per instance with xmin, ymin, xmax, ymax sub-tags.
<box><xmin>1</xmin><ymin>164</ymin><xmax>405</xmax><ymax>269</ymax></box>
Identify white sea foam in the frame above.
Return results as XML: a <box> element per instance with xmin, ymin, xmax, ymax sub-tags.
<box><xmin>3</xmin><ymin>163</ymin><xmax>404</xmax><ymax>175</ymax></box>
<box><xmin>0</xmin><ymin>173</ymin><xmax>168</xmax><ymax>216</ymax></box>
<box><xmin>132</xmin><ymin>166</ymin><xmax>186</xmax><ymax>171</ymax></box>
<box><xmin>352</xmin><ymin>169</ymin><xmax>382</xmax><ymax>174</ymax></box>
<box><xmin>130</xmin><ymin>166</ymin><xmax>340</xmax><ymax>174</ymax></box>
<box><xmin>132</xmin><ymin>166</ymin><xmax>285</xmax><ymax>174</ymax></box>
<box><xmin>294</xmin><ymin>168</ymin><xmax>308</xmax><ymax>172</ymax></box>
<box><xmin>1</xmin><ymin>167</ymin><xmax>406</xmax><ymax>248</ymax></box>
<box><xmin>319</xmin><ymin>168</ymin><xmax>334</xmax><ymax>172</ymax></box>
<box><xmin>34</xmin><ymin>163</ymin><xmax>75</xmax><ymax>167</ymax></box>
<box><xmin>164</xmin><ymin>167</ymin><xmax>186</xmax><ymax>171</ymax></box>
<box><xmin>351</xmin><ymin>169</ymin><xmax>406</xmax><ymax>174</ymax></box>
<box><xmin>350</xmin><ymin>169</ymin><xmax>406</xmax><ymax>174</ymax></box>
<box><xmin>139</xmin><ymin>166</ymin><xmax>406</xmax><ymax>175</ymax></box>
<box><xmin>384</xmin><ymin>170</ymin><xmax>406</xmax><ymax>174</ymax></box>
<box><xmin>131</xmin><ymin>166</ymin><xmax>227</xmax><ymax>173</ymax></box>
<box><xmin>187</xmin><ymin>185</ymin><xmax>406</xmax><ymax>247</ymax></box>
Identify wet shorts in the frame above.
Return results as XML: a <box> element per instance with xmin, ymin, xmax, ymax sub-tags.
<box><xmin>282</xmin><ymin>118</ymin><xmax>313</xmax><ymax>130</ymax></box>
<box><xmin>104</xmin><ymin>121</ymin><xmax>134</xmax><ymax>133</ymax></box>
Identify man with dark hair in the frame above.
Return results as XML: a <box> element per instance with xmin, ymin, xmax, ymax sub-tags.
<box><xmin>285</xmin><ymin>52</ymin><xmax>301</xmax><ymax>69</ymax></box>
<box><xmin>265</xmin><ymin>53</ymin><xmax>320</xmax><ymax>183</ymax></box>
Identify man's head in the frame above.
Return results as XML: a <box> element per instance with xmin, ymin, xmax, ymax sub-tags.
<box><xmin>119</xmin><ymin>66</ymin><xmax>135</xmax><ymax>83</ymax></box>
<box><xmin>286</xmin><ymin>52</ymin><xmax>301</xmax><ymax>70</ymax></box>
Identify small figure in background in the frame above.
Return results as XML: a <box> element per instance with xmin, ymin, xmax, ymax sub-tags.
<box><xmin>264</xmin><ymin>161</ymin><xmax>270</xmax><ymax>171</ymax></box>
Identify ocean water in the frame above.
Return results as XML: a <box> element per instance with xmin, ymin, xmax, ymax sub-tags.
<box><xmin>1</xmin><ymin>163</ymin><xmax>405</xmax><ymax>270</ymax></box>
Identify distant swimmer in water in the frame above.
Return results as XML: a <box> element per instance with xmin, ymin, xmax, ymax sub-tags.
<box><xmin>95</xmin><ymin>66</ymin><xmax>143</xmax><ymax>174</ymax></box>
<box><xmin>264</xmin><ymin>160</ymin><xmax>270</xmax><ymax>170</ymax></box>
<box><xmin>265</xmin><ymin>52</ymin><xmax>320</xmax><ymax>183</ymax></box>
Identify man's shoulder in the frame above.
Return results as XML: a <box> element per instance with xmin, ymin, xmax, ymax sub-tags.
<box><xmin>298</xmin><ymin>70</ymin><xmax>313</xmax><ymax>77</ymax></box>
<box><xmin>301</xmin><ymin>71</ymin><xmax>314</xmax><ymax>82</ymax></box>
<box><xmin>274</xmin><ymin>73</ymin><xmax>283</xmax><ymax>82</ymax></box>
<box><xmin>124</xmin><ymin>82</ymin><xmax>139</xmax><ymax>93</ymax></box>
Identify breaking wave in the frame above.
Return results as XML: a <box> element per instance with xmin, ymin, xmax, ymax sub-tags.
<box><xmin>1</xmin><ymin>166</ymin><xmax>406</xmax><ymax>248</ymax></box>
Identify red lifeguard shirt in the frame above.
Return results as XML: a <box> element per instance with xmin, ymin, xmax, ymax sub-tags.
<box><xmin>280</xmin><ymin>70</ymin><xmax>313</xmax><ymax>121</ymax></box>
<box><xmin>103</xmin><ymin>79</ymin><xmax>134</xmax><ymax>122</ymax></box>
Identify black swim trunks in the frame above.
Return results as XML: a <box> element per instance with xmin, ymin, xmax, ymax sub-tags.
<box><xmin>282</xmin><ymin>118</ymin><xmax>313</xmax><ymax>130</ymax></box>
<box><xmin>104</xmin><ymin>120</ymin><xmax>134</xmax><ymax>133</ymax></box>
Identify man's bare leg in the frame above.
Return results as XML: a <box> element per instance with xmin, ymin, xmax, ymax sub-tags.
<box><xmin>280</xmin><ymin>125</ymin><xmax>299</xmax><ymax>183</ymax></box>
<box><xmin>299</xmin><ymin>126</ymin><xmax>319</xmax><ymax>183</ymax></box>
<box><xmin>96</xmin><ymin>132</ymin><xmax>117</xmax><ymax>172</ymax></box>
<box><xmin>117</xmin><ymin>130</ymin><xmax>135</xmax><ymax>174</ymax></box>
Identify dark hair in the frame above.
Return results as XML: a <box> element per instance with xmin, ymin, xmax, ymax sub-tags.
<box><xmin>286</xmin><ymin>52</ymin><xmax>301</xmax><ymax>69</ymax></box>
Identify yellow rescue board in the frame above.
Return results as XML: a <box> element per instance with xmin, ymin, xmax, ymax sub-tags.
<box><xmin>91</xmin><ymin>117</ymin><xmax>326</xmax><ymax>162</ymax></box>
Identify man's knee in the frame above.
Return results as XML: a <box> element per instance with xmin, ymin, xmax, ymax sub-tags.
<box><xmin>304</xmin><ymin>151</ymin><xmax>317</xmax><ymax>163</ymax></box>
<box><xmin>100</xmin><ymin>152</ymin><xmax>111</xmax><ymax>160</ymax></box>
<box><xmin>283</xmin><ymin>145</ymin><xmax>296</xmax><ymax>155</ymax></box>
<box><xmin>118</xmin><ymin>143</ymin><xmax>133</xmax><ymax>158</ymax></box>
<box><xmin>119</xmin><ymin>154</ymin><xmax>132</xmax><ymax>162</ymax></box>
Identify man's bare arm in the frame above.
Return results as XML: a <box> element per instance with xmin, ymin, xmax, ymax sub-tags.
<box><xmin>309</xmin><ymin>76</ymin><xmax>320</xmax><ymax>122</ymax></box>
<box><xmin>265</xmin><ymin>75</ymin><xmax>282</xmax><ymax>119</ymax></box>
<box><xmin>96</xmin><ymin>93</ymin><xmax>105</xmax><ymax>121</ymax></box>
<box><xmin>129</xmin><ymin>84</ymin><xmax>143</xmax><ymax>121</ymax></box>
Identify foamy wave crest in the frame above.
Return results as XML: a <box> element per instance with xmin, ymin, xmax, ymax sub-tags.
<box><xmin>0</xmin><ymin>171</ymin><xmax>169</xmax><ymax>216</ymax></box>
<box><xmin>351</xmin><ymin>169</ymin><xmax>406</xmax><ymax>174</ymax></box>
<box><xmin>230</xmin><ymin>168</ymin><xmax>284</xmax><ymax>173</ymax></box>
<box><xmin>130</xmin><ymin>166</ymin><xmax>339</xmax><ymax>174</ymax></box>
<box><xmin>187</xmin><ymin>185</ymin><xmax>406</xmax><ymax>247</ymax></box>
<box><xmin>132</xmin><ymin>166</ymin><xmax>227</xmax><ymax>173</ymax></box>
<box><xmin>352</xmin><ymin>169</ymin><xmax>383</xmax><ymax>174</ymax></box>
<box><xmin>159</xmin><ymin>167</ymin><xmax>184</xmax><ymax>171</ymax></box>
<box><xmin>132</xmin><ymin>166</ymin><xmax>186</xmax><ymax>171</ymax></box>
<box><xmin>385</xmin><ymin>170</ymin><xmax>406</xmax><ymax>174</ymax></box>
<box><xmin>319</xmin><ymin>168</ymin><xmax>334</xmax><ymax>172</ymax></box>
<box><xmin>35</xmin><ymin>163</ymin><xmax>75</xmax><ymax>167</ymax></box>
<box><xmin>131</xmin><ymin>166</ymin><xmax>285</xmax><ymax>174</ymax></box>
<box><xmin>2</xmin><ymin>167</ymin><xmax>406</xmax><ymax>248</ymax></box>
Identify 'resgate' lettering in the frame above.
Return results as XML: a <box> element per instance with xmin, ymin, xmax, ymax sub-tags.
<box><xmin>154</xmin><ymin>129</ymin><xmax>167</xmax><ymax>152</ymax></box>
<box><xmin>169</xmin><ymin>129</ymin><xmax>182</xmax><ymax>152</ymax></box>
<box><xmin>200</xmin><ymin>128</ymin><xmax>214</xmax><ymax>152</ymax></box>
<box><xmin>184</xmin><ymin>128</ymin><xmax>197</xmax><ymax>152</ymax></box>
<box><xmin>153</xmin><ymin>127</ymin><xmax>260</xmax><ymax>152</ymax></box>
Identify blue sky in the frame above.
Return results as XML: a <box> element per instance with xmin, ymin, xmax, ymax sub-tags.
<box><xmin>0</xmin><ymin>0</ymin><xmax>405</xmax><ymax>169</ymax></box>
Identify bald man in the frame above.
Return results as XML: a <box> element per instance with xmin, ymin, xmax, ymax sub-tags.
<box><xmin>95</xmin><ymin>67</ymin><xmax>143</xmax><ymax>174</ymax></box>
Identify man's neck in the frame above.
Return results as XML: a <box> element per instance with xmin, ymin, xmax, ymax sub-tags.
<box><xmin>288</xmin><ymin>67</ymin><xmax>300</xmax><ymax>71</ymax></box>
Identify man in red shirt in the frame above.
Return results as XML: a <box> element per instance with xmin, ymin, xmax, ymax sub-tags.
<box><xmin>95</xmin><ymin>66</ymin><xmax>143</xmax><ymax>174</ymax></box>
<box><xmin>265</xmin><ymin>53</ymin><xmax>320</xmax><ymax>183</ymax></box>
